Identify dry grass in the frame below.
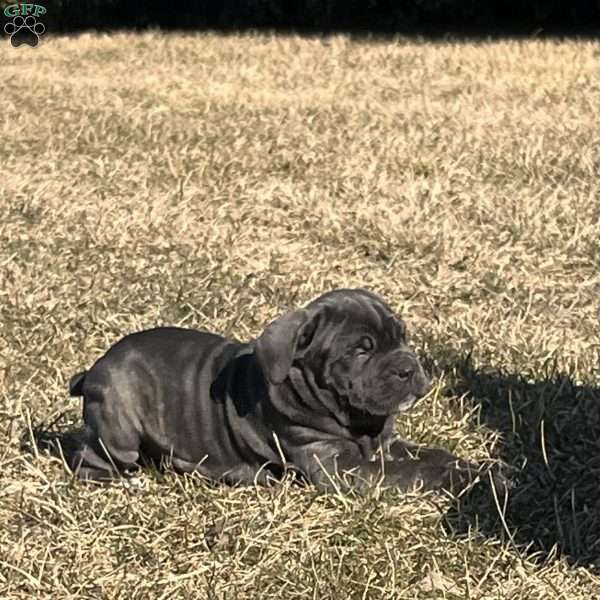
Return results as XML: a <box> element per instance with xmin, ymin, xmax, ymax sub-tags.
<box><xmin>0</xmin><ymin>31</ymin><xmax>598</xmax><ymax>598</ymax></box>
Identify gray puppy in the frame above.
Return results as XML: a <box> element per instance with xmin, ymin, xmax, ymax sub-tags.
<box><xmin>67</xmin><ymin>289</ymin><xmax>479</xmax><ymax>493</ymax></box>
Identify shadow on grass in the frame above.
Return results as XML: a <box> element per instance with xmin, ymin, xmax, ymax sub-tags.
<box><xmin>441</xmin><ymin>356</ymin><xmax>600</xmax><ymax>567</ymax></box>
<box><xmin>20</xmin><ymin>417</ymin><xmax>84</xmax><ymax>473</ymax></box>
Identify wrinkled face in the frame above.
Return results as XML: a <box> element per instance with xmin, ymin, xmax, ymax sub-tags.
<box><xmin>301</xmin><ymin>291</ymin><xmax>431</xmax><ymax>416</ymax></box>
<box><xmin>255</xmin><ymin>289</ymin><xmax>432</xmax><ymax>417</ymax></box>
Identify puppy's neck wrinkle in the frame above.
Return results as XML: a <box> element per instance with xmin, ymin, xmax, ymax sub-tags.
<box><xmin>286</xmin><ymin>366</ymin><xmax>351</xmax><ymax>429</ymax></box>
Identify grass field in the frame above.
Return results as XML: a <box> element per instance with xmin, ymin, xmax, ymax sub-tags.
<box><xmin>0</xmin><ymin>31</ymin><xmax>598</xmax><ymax>598</ymax></box>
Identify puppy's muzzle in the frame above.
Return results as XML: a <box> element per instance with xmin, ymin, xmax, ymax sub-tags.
<box><xmin>389</xmin><ymin>349</ymin><xmax>432</xmax><ymax>398</ymax></box>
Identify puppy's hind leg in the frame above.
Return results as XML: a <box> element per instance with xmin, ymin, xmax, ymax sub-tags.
<box><xmin>67</xmin><ymin>431</ymin><xmax>122</xmax><ymax>482</ymax></box>
<box><xmin>69</xmin><ymin>389</ymin><xmax>143</xmax><ymax>482</ymax></box>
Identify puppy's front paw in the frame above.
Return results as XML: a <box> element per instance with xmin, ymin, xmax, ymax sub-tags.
<box><xmin>416</xmin><ymin>456</ymin><xmax>485</xmax><ymax>495</ymax></box>
<box><xmin>473</xmin><ymin>461</ymin><xmax>513</xmax><ymax>494</ymax></box>
<box><xmin>444</xmin><ymin>460</ymin><xmax>513</xmax><ymax>498</ymax></box>
<box><xmin>440</xmin><ymin>462</ymin><xmax>479</xmax><ymax>495</ymax></box>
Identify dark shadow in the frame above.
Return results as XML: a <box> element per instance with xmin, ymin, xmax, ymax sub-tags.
<box><xmin>438</xmin><ymin>355</ymin><xmax>600</xmax><ymax>567</ymax></box>
<box><xmin>37</xmin><ymin>1</ymin><xmax>600</xmax><ymax>40</ymax></box>
<box><xmin>20</xmin><ymin>413</ymin><xmax>85</xmax><ymax>473</ymax></box>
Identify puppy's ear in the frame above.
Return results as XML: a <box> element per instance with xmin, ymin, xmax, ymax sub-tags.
<box><xmin>255</xmin><ymin>309</ymin><xmax>315</xmax><ymax>385</ymax></box>
<box><xmin>386</xmin><ymin>312</ymin><xmax>408</xmax><ymax>340</ymax></box>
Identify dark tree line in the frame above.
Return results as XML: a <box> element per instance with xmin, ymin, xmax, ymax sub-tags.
<box><xmin>23</xmin><ymin>0</ymin><xmax>600</xmax><ymax>36</ymax></box>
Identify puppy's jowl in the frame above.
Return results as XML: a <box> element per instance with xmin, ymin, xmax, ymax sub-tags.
<box><xmin>67</xmin><ymin>289</ymin><xmax>482</xmax><ymax>493</ymax></box>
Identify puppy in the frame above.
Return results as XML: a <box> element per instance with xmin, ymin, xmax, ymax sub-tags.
<box><xmin>67</xmin><ymin>289</ymin><xmax>480</xmax><ymax>493</ymax></box>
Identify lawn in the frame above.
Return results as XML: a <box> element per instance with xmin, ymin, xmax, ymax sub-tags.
<box><xmin>0</xmin><ymin>31</ymin><xmax>598</xmax><ymax>598</ymax></box>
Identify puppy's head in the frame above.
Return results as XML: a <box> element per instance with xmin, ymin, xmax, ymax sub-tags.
<box><xmin>254</xmin><ymin>289</ymin><xmax>430</xmax><ymax>416</ymax></box>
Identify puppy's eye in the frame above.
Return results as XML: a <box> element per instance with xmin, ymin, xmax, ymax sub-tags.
<box><xmin>357</xmin><ymin>337</ymin><xmax>374</xmax><ymax>352</ymax></box>
<box><xmin>396</xmin><ymin>369</ymin><xmax>411</xmax><ymax>381</ymax></box>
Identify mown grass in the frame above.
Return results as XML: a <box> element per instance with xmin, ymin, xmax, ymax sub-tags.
<box><xmin>0</xmin><ymin>31</ymin><xmax>598</xmax><ymax>598</ymax></box>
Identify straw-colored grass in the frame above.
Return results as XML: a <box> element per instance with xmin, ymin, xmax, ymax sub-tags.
<box><xmin>0</xmin><ymin>31</ymin><xmax>598</xmax><ymax>598</ymax></box>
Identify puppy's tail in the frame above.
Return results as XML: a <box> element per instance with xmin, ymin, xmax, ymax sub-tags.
<box><xmin>68</xmin><ymin>370</ymin><xmax>87</xmax><ymax>397</ymax></box>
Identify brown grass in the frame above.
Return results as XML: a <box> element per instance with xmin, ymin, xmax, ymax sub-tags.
<box><xmin>0</xmin><ymin>31</ymin><xmax>598</xmax><ymax>598</ymax></box>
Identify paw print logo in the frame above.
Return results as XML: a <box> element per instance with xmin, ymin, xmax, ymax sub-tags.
<box><xmin>4</xmin><ymin>15</ymin><xmax>45</xmax><ymax>47</ymax></box>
